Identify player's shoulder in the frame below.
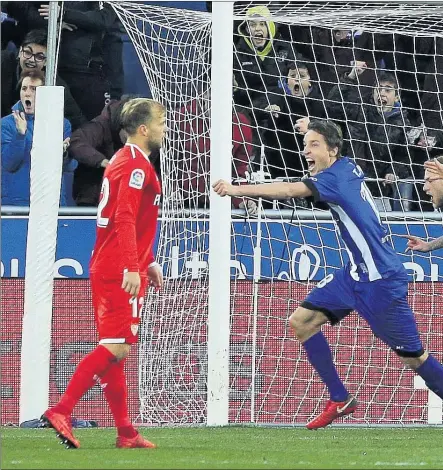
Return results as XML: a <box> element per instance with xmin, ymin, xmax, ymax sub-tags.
<box><xmin>111</xmin><ymin>145</ymin><xmax>152</xmax><ymax>169</ymax></box>
<box><xmin>326</xmin><ymin>157</ymin><xmax>360</xmax><ymax>178</ymax></box>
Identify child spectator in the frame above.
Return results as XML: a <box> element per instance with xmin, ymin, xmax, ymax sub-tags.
<box><xmin>1</xmin><ymin>69</ymin><xmax>75</xmax><ymax>206</ymax></box>
<box><xmin>262</xmin><ymin>59</ymin><xmax>327</xmax><ymax>179</ymax></box>
<box><xmin>328</xmin><ymin>70</ymin><xmax>414</xmax><ymax>211</ymax></box>
<box><xmin>1</xmin><ymin>29</ymin><xmax>86</xmax><ymax>129</ymax></box>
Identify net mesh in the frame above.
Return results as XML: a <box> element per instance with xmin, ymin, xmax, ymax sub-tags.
<box><xmin>1</xmin><ymin>279</ymin><xmax>442</xmax><ymax>425</ymax></box>
<box><xmin>1</xmin><ymin>279</ymin><xmax>140</xmax><ymax>427</ymax></box>
<box><xmin>112</xmin><ymin>1</ymin><xmax>443</xmax><ymax>425</ymax></box>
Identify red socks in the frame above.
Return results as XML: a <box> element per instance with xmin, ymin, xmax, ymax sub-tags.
<box><xmin>52</xmin><ymin>345</ymin><xmax>116</xmax><ymax>416</ymax></box>
<box><xmin>100</xmin><ymin>359</ymin><xmax>137</xmax><ymax>438</ymax></box>
<box><xmin>53</xmin><ymin>345</ymin><xmax>137</xmax><ymax>438</ymax></box>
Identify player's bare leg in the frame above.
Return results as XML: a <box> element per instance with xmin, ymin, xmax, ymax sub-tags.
<box><xmin>289</xmin><ymin>307</ymin><xmax>357</xmax><ymax>429</ymax></box>
<box><xmin>101</xmin><ymin>343</ymin><xmax>157</xmax><ymax>449</ymax></box>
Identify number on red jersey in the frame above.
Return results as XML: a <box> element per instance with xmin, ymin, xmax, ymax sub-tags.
<box><xmin>97</xmin><ymin>177</ymin><xmax>110</xmax><ymax>228</ymax></box>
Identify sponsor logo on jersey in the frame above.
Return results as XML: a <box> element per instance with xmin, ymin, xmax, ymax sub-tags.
<box><xmin>129</xmin><ymin>169</ymin><xmax>145</xmax><ymax>189</ymax></box>
<box><xmin>241</xmin><ymin>61</ymin><xmax>253</xmax><ymax>66</ymax></box>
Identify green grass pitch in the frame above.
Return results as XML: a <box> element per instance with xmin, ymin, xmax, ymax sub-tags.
<box><xmin>2</xmin><ymin>426</ymin><xmax>443</xmax><ymax>469</ymax></box>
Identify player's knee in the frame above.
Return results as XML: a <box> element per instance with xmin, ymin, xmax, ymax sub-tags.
<box><xmin>289</xmin><ymin>307</ymin><xmax>326</xmax><ymax>342</ymax></box>
<box><xmin>397</xmin><ymin>350</ymin><xmax>428</xmax><ymax>370</ymax></box>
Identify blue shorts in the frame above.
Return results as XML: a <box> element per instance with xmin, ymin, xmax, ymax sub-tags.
<box><xmin>301</xmin><ymin>266</ymin><xmax>424</xmax><ymax>357</ymax></box>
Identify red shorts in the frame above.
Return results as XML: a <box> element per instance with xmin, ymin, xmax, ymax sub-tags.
<box><xmin>90</xmin><ymin>273</ymin><xmax>147</xmax><ymax>345</ymax></box>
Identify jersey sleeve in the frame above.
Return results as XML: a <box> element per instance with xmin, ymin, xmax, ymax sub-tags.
<box><xmin>114</xmin><ymin>161</ymin><xmax>152</xmax><ymax>272</ymax></box>
<box><xmin>302</xmin><ymin>169</ymin><xmax>342</xmax><ymax>204</ymax></box>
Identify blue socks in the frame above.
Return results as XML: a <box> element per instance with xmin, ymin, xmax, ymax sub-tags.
<box><xmin>303</xmin><ymin>335</ymin><xmax>443</xmax><ymax>402</ymax></box>
<box><xmin>416</xmin><ymin>355</ymin><xmax>443</xmax><ymax>399</ymax></box>
<box><xmin>303</xmin><ymin>332</ymin><xmax>349</xmax><ymax>402</ymax></box>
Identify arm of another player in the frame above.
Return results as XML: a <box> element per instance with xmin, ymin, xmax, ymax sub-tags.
<box><xmin>403</xmin><ymin>234</ymin><xmax>443</xmax><ymax>253</ymax></box>
<box><xmin>212</xmin><ymin>179</ymin><xmax>312</xmax><ymax>200</ymax></box>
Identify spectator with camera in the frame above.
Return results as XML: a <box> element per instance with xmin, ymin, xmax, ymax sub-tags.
<box><xmin>312</xmin><ymin>27</ymin><xmax>376</xmax><ymax>97</ymax></box>
<box><xmin>1</xmin><ymin>69</ymin><xmax>75</xmax><ymax>206</ymax></box>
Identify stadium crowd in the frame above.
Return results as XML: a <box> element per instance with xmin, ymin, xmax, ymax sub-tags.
<box><xmin>1</xmin><ymin>2</ymin><xmax>442</xmax><ymax>212</ymax></box>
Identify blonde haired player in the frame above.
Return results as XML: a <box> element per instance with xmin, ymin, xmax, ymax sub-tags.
<box><xmin>42</xmin><ymin>99</ymin><xmax>166</xmax><ymax>449</ymax></box>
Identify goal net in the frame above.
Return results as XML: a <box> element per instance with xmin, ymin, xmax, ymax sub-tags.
<box><xmin>111</xmin><ymin>0</ymin><xmax>443</xmax><ymax>426</ymax></box>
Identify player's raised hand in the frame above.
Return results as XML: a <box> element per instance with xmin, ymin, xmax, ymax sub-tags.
<box><xmin>13</xmin><ymin>110</ymin><xmax>27</xmax><ymax>135</ymax></box>
<box><xmin>425</xmin><ymin>159</ymin><xmax>443</xmax><ymax>178</ymax></box>
<box><xmin>400</xmin><ymin>235</ymin><xmax>431</xmax><ymax>253</ymax></box>
<box><xmin>212</xmin><ymin>179</ymin><xmax>237</xmax><ymax>197</ymax></box>
<box><xmin>148</xmin><ymin>263</ymin><xmax>163</xmax><ymax>291</ymax></box>
<box><xmin>122</xmin><ymin>271</ymin><xmax>141</xmax><ymax>296</ymax></box>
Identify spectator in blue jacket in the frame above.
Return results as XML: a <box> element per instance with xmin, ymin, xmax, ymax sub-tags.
<box><xmin>1</xmin><ymin>69</ymin><xmax>75</xmax><ymax>206</ymax></box>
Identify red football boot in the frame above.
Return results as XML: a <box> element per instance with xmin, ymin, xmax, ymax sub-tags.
<box><xmin>116</xmin><ymin>433</ymin><xmax>157</xmax><ymax>449</ymax></box>
<box><xmin>41</xmin><ymin>409</ymin><xmax>80</xmax><ymax>448</ymax></box>
<box><xmin>306</xmin><ymin>395</ymin><xmax>358</xmax><ymax>430</ymax></box>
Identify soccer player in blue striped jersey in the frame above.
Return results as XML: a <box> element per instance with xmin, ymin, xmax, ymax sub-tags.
<box><xmin>213</xmin><ymin>120</ymin><xmax>443</xmax><ymax>429</ymax></box>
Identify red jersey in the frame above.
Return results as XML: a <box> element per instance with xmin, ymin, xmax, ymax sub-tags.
<box><xmin>89</xmin><ymin>143</ymin><xmax>161</xmax><ymax>278</ymax></box>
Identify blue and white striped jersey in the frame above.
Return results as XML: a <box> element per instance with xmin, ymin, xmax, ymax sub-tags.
<box><xmin>303</xmin><ymin>157</ymin><xmax>405</xmax><ymax>282</ymax></box>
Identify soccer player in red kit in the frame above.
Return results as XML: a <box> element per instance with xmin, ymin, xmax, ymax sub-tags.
<box><xmin>42</xmin><ymin>98</ymin><xmax>166</xmax><ymax>449</ymax></box>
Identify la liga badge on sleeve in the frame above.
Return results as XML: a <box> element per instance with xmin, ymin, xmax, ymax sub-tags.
<box><xmin>129</xmin><ymin>169</ymin><xmax>145</xmax><ymax>189</ymax></box>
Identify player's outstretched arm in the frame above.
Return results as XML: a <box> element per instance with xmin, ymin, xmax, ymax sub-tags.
<box><xmin>402</xmin><ymin>234</ymin><xmax>443</xmax><ymax>253</ymax></box>
<box><xmin>212</xmin><ymin>180</ymin><xmax>312</xmax><ymax>200</ymax></box>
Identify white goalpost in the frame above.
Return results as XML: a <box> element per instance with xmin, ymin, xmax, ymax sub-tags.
<box><xmin>19</xmin><ymin>2</ymin><xmax>65</xmax><ymax>424</ymax></box>
<box><xmin>109</xmin><ymin>0</ymin><xmax>443</xmax><ymax>427</ymax></box>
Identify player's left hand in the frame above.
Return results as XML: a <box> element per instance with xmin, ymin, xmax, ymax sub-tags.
<box><xmin>425</xmin><ymin>159</ymin><xmax>443</xmax><ymax>178</ymax></box>
<box><xmin>148</xmin><ymin>263</ymin><xmax>163</xmax><ymax>291</ymax></box>
<box><xmin>212</xmin><ymin>180</ymin><xmax>238</xmax><ymax>197</ymax></box>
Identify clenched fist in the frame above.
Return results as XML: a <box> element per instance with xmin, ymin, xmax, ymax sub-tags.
<box><xmin>212</xmin><ymin>179</ymin><xmax>238</xmax><ymax>197</ymax></box>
